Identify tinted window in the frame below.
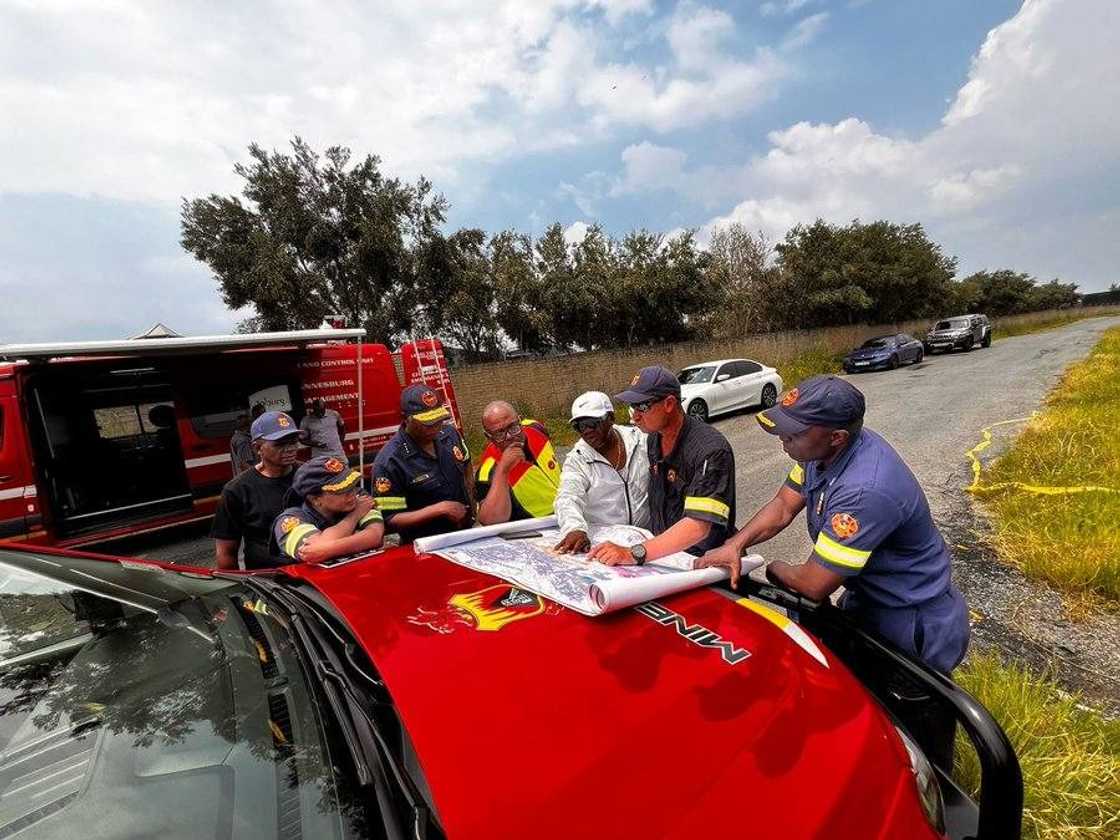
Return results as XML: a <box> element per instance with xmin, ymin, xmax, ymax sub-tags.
<box><xmin>740</xmin><ymin>361</ymin><xmax>762</xmax><ymax>375</ymax></box>
<box><xmin>860</xmin><ymin>337</ymin><xmax>893</xmax><ymax>349</ymax></box>
<box><xmin>678</xmin><ymin>366</ymin><xmax>715</xmax><ymax>385</ymax></box>
<box><xmin>185</xmin><ymin>382</ymin><xmax>297</xmax><ymax>438</ymax></box>
<box><xmin>719</xmin><ymin>362</ymin><xmax>745</xmax><ymax>379</ymax></box>
<box><xmin>898</xmin><ymin>334</ymin><xmax>915</xmax><ymax>344</ymax></box>
<box><xmin>0</xmin><ymin>555</ymin><xmax>375</xmax><ymax>838</ymax></box>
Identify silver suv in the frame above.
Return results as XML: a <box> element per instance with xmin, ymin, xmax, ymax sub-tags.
<box><xmin>925</xmin><ymin>314</ymin><xmax>991</xmax><ymax>353</ymax></box>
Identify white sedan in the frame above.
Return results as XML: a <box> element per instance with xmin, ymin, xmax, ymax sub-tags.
<box><xmin>677</xmin><ymin>358</ymin><xmax>784</xmax><ymax>423</ymax></box>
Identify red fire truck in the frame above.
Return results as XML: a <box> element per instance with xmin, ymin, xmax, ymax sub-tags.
<box><xmin>0</xmin><ymin>329</ymin><xmax>459</xmax><ymax>549</ymax></box>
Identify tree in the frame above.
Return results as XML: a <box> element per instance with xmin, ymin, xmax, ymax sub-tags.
<box><xmin>417</xmin><ymin>228</ymin><xmax>502</xmax><ymax>359</ymax></box>
<box><xmin>774</xmin><ymin>219</ymin><xmax>956</xmax><ymax>327</ymax></box>
<box><xmin>490</xmin><ymin>230</ymin><xmax>551</xmax><ymax>353</ymax></box>
<box><xmin>1027</xmin><ymin>278</ymin><xmax>1079</xmax><ymax>311</ymax></box>
<box><xmin>181</xmin><ymin>137</ymin><xmax>447</xmax><ymax>344</ymax></box>
<box><xmin>701</xmin><ymin>223</ymin><xmax>783</xmax><ymax>337</ymax></box>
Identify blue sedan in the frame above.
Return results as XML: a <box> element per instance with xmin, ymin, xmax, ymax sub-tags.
<box><xmin>843</xmin><ymin>333</ymin><xmax>924</xmax><ymax>373</ymax></box>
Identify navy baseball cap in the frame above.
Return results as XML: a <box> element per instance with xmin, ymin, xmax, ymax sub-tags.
<box><xmin>401</xmin><ymin>384</ymin><xmax>451</xmax><ymax>425</ymax></box>
<box><xmin>615</xmin><ymin>365</ymin><xmax>681</xmax><ymax>404</ymax></box>
<box><xmin>291</xmin><ymin>455</ymin><xmax>361</xmax><ymax>497</ymax></box>
<box><xmin>757</xmin><ymin>375</ymin><xmax>866</xmax><ymax>436</ymax></box>
<box><xmin>251</xmin><ymin>410</ymin><xmax>299</xmax><ymax>441</ymax></box>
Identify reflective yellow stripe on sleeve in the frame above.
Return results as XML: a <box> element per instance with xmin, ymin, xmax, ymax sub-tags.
<box><xmin>375</xmin><ymin>496</ymin><xmax>407</xmax><ymax>511</ymax></box>
<box><xmin>284</xmin><ymin>523</ymin><xmax>318</xmax><ymax>558</ymax></box>
<box><xmin>788</xmin><ymin>464</ymin><xmax>804</xmax><ymax>486</ymax></box>
<box><xmin>814</xmin><ymin>531</ymin><xmax>871</xmax><ymax>569</ymax></box>
<box><xmin>358</xmin><ymin>509</ymin><xmax>383</xmax><ymax>528</ymax></box>
<box><xmin>683</xmin><ymin>496</ymin><xmax>730</xmax><ymax>519</ymax></box>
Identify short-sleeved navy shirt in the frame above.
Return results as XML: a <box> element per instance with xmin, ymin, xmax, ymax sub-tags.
<box><xmin>371</xmin><ymin>425</ymin><xmax>471</xmax><ymax>542</ymax></box>
<box><xmin>647</xmin><ymin>416</ymin><xmax>736</xmax><ymax>555</ymax></box>
<box><xmin>270</xmin><ymin>501</ymin><xmax>383</xmax><ymax>562</ymax></box>
<box><xmin>783</xmin><ymin>429</ymin><xmax>953</xmax><ymax>609</ymax></box>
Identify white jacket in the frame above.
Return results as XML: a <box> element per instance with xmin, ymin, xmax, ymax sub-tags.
<box><xmin>555</xmin><ymin>424</ymin><xmax>651</xmax><ymax>536</ymax></box>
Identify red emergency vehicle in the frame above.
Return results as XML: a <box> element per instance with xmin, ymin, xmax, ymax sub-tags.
<box><xmin>0</xmin><ymin>329</ymin><xmax>459</xmax><ymax>549</ymax></box>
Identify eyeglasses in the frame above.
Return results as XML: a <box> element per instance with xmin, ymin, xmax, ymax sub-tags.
<box><xmin>484</xmin><ymin>420</ymin><xmax>523</xmax><ymax>442</ymax></box>
<box><xmin>630</xmin><ymin>396</ymin><xmax>667</xmax><ymax>414</ymax></box>
<box><xmin>571</xmin><ymin>416</ymin><xmax>606</xmax><ymax>433</ymax></box>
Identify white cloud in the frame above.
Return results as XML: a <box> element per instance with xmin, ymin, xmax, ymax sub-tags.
<box><xmin>563</xmin><ymin>220</ymin><xmax>591</xmax><ymax>245</ymax></box>
<box><xmin>612</xmin><ymin>142</ymin><xmax>689</xmax><ymax>194</ymax></box>
<box><xmin>781</xmin><ymin>12</ymin><xmax>829</xmax><ymax>51</ymax></box>
<box><xmin>761</xmin><ymin>0</ymin><xmax>819</xmax><ymax>17</ymax></box>
<box><xmin>669</xmin><ymin>0</ymin><xmax>1119</xmax><ymax>288</ymax></box>
<box><xmin>0</xmin><ymin>0</ymin><xmax>785</xmax><ymax>204</ymax></box>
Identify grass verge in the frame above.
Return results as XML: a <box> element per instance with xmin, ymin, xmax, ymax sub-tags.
<box><xmin>775</xmin><ymin>345</ymin><xmax>845</xmax><ymax>385</ymax></box>
<box><xmin>953</xmin><ymin>653</ymin><xmax>1120</xmax><ymax>840</ymax></box>
<box><xmin>993</xmin><ymin>309</ymin><xmax>1120</xmax><ymax>341</ymax></box>
<box><xmin>973</xmin><ymin>326</ymin><xmax>1120</xmax><ymax>602</ymax></box>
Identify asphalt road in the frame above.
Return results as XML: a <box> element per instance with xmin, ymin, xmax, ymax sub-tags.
<box><xmin>709</xmin><ymin>315</ymin><xmax>1120</xmax><ymax>565</ymax></box>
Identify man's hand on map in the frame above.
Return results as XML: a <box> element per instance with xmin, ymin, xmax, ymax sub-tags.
<box><xmin>553</xmin><ymin>530</ymin><xmax>590</xmax><ymax>554</ymax></box>
<box><xmin>497</xmin><ymin>444</ymin><xmax>527</xmax><ymax>473</ymax></box>
<box><xmin>696</xmin><ymin>544</ymin><xmax>743</xmax><ymax>588</ymax></box>
<box><xmin>587</xmin><ymin>541</ymin><xmax>635</xmax><ymax>566</ymax></box>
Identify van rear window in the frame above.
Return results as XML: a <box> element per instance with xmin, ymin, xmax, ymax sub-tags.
<box><xmin>186</xmin><ymin>383</ymin><xmax>297</xmax><ymax>438</ymax></box>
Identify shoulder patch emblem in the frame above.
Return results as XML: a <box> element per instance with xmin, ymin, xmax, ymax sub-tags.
<box><xmin>781</xmin><ymin>388</ymin><xmax>800</xmax><ymax>407</ymax></box>
<box><xmin>375</xmin><ymin>476</ymin><xmax>392</xmax><ymax>494</ymax></box>
<box><xmin>324</xmin><ymin>457</ymin><xmax>346</xmax><ymax>474</ymax></box>
<box><xmin>831</xmin><ymin>512</ymin><xmax>860</xmax><ymax>539</ymax></box>
<box><xmin>277</xmin><ymin>414</ymin><xmax>292</xmax><ymax>428</ymax></box>
<box><xmin>279</xmin><ymin>516</ymin><xmax>300</xmax><ymax>534</ymax></box>
<box><xmin>452</xmin><ymin>445</ymin><xmax>466</xmax><ymax>462</ymax></box>
<box><xmin>421</xmin><ymin>390</ymin><xmax>439</xmax><ymax>407</ymax></box>
<box><xmin>666</xmin><ymin>467</ymin><xmax>677</xmax><ymax>484</ymax></box>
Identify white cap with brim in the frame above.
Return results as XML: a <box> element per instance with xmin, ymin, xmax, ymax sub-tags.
<box><xmin>570</xmin><ymin>391</ymin><xmax>614</xmax><ymax>421</ymax></box>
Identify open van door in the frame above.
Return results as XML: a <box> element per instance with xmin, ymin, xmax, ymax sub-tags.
<box><xmin>0</xmin><ymin>377</ymin><xmax>35</xmax><ymax>539</ymax></box>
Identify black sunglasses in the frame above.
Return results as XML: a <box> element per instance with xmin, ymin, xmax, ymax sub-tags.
<box><xmin>630</xmin><ymin>396</ymin><xmax>668</xmax><ymax>413</ymax></box>
<box><xmin>570</xmin><ymin>416</ymin><xmax>606</xmax><ymax>433</ymax></box>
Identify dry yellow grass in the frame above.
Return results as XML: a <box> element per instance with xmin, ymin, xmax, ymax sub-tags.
<box><xmin>974</xmin><ymin>327</ymin><xmax>1120</xmax><ymax>601</ymax></box>
<box><xmin>953</xmin><ymin>653</ymin><xmax>1120</xmax><ymax>840</ymax></box>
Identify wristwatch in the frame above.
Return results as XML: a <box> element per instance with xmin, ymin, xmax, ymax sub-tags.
<box><xmin>630</xmin><ymin>542</ymin><xmax>647</xmax><ymax>565</ymax></box>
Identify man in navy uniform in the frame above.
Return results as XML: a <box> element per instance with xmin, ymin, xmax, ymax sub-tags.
<box><xmin>589</xmin><ymin>365</ymin><xmax>736</xmax><ymax>566</ymax></box>
<box><xmin>271</xmin><ymin>455</ymin><xmax>384</xmax><ymax>564</ymax></box>
<box><xmin>698</xmin><ymin>374</ymin><xmax>969</xmax><ymax>766</ymax></box>
<box><xmin>371</xmin><ymin>384</ymin><xmax>472</xmax><ymax>542</ymax></box>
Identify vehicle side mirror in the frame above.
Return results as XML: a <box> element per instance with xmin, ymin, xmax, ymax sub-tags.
<box><xmin>716</xmin><ymin>373</ymin><xmax>731</xmax><ymax>382</ymax></box>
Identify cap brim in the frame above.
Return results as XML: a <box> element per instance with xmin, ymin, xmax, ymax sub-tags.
<box><xmin>614</xmin><ymin>388</ymin><xmax>653</xmax><ymax>404</ymax></box>
<box><xmin>257</xmin><ymin>430</ymin><xmax>301</xmax><ymax>442</ymax></box>
<box><xmin>571</xmin><ymin>409</ymin><xmax>610</xmax><ymax>421</ymax></box>
<box><xmin>410</xmin><ymin>406</ymin><xmax>451</xmax><ymax>424</ymax></box>
<box><xmin>322</xmin><ymin>469</ymin><xmax>361</xmax><ymax>493</ymax></box>
<box><xmin>756</xmin><ymin>406</ymin><xmax>810</xmax><ymax>436</ymax></box>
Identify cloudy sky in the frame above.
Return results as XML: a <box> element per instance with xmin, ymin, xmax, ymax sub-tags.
<box><xmin>1</xmin><ymin>0</ymin><xmax>1116</xmax><ymax>342</ymax></box>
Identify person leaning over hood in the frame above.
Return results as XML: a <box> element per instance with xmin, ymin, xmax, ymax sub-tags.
<box><xmin>270</xmin><ymin>456</ymin><xmax>384</xmax><ymax>564</ymax></box>
<box><xmin>553</xmin><ymin>391</ymin><xmax>650</xmax><ymax>554</ymax></box>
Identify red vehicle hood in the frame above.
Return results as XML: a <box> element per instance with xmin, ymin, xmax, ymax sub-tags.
<box><xmin>291</xmin><ymin>549</ymin><xmax>940</xmax><ymax>840</ymax></box>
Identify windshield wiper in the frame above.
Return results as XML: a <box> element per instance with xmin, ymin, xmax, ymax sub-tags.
<box><xmin>240</xmin><ymin>577</ymin><xmax>436</xmax><ymax>840</ymax></box>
